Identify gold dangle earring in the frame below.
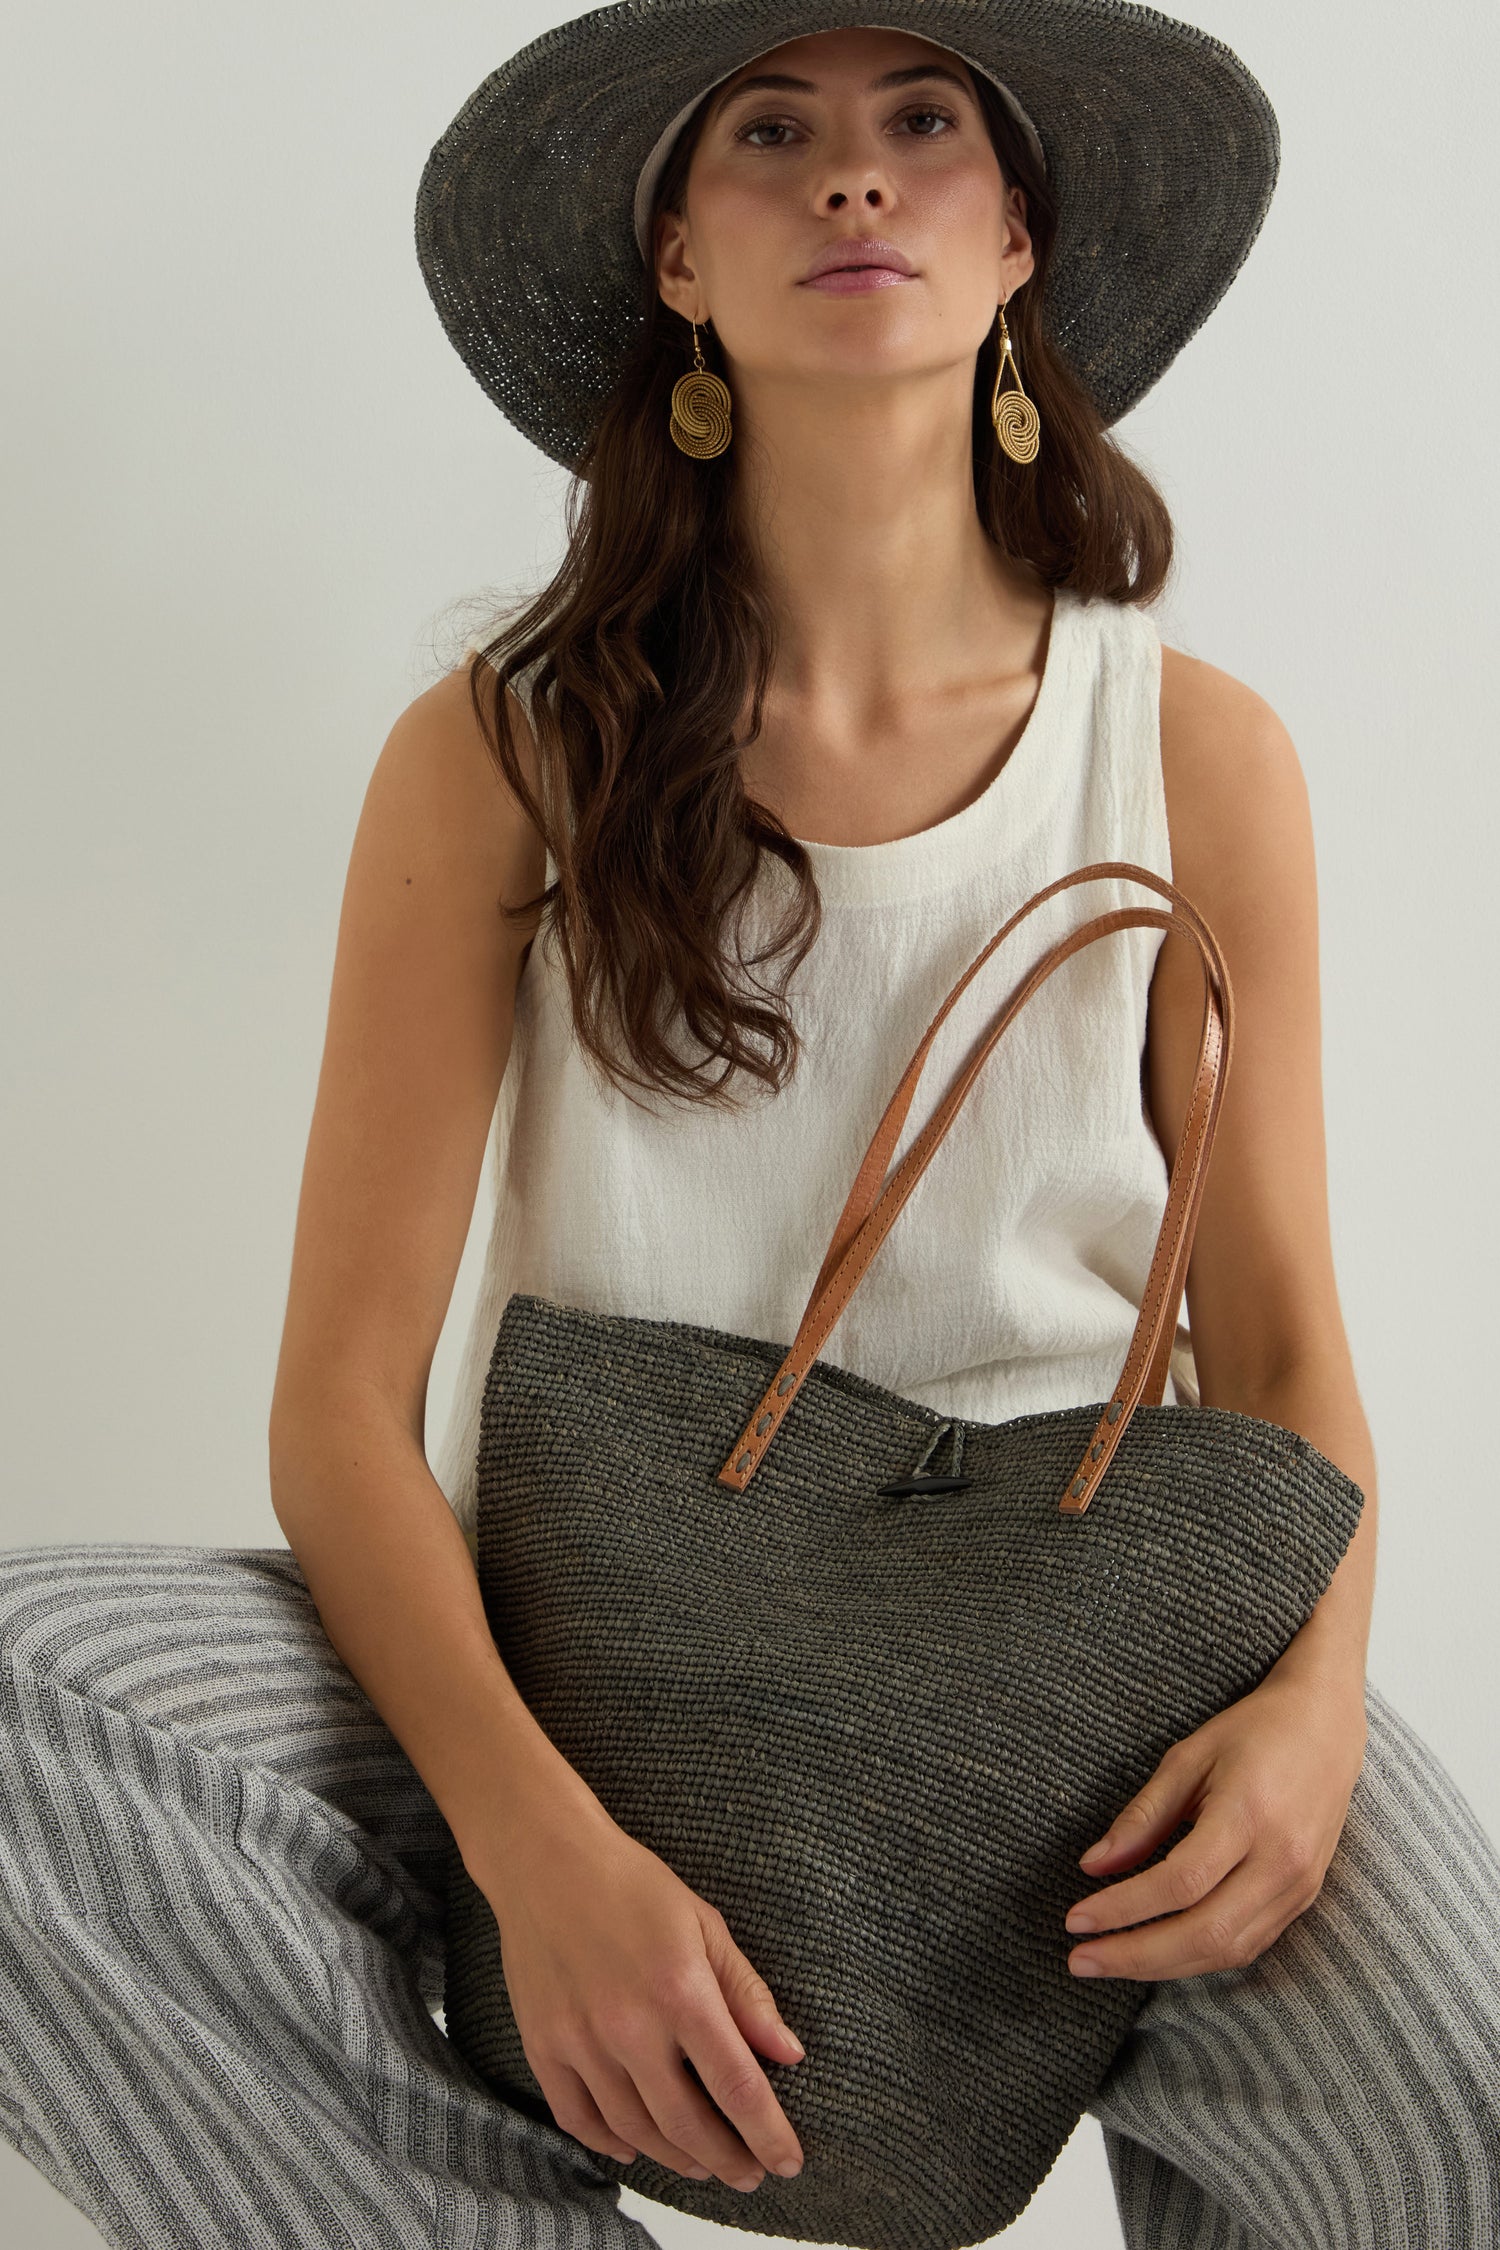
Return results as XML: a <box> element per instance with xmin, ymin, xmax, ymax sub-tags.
<box><xmin>990</xmin><ymin>294</ymin><xmax>1041</xmax><ymax>464</ymax></box>
<box><xmin>669</xmin><ymin>317</ymin><xmax>732</xmax><ymax>458</ymax></box>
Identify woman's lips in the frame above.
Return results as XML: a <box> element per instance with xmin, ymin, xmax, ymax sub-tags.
<box><xmin>801</xmin><ymin>266</ymin><xmax>916</xmax><ymax>293</ymax></box>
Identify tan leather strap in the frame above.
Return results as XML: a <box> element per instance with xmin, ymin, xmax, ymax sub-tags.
<box><xmin>790</xmin><ymin>862</ymin><xmax>1231</xmax><ymax>1439</ymax></box>
<box><xmin>715</xmin><ymin>862</ymin><xmax>1234</xmax><ymax>1515</ymax></box>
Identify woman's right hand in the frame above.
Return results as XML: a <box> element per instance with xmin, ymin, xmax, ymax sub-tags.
<box><xmin>476</xmin><ymin>1796</ymin><xmax>808</xmax><ymax>2193</ymax></box>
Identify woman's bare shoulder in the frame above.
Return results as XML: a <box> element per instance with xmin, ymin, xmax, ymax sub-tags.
<box><xmin>1156</xmin><ymin>640</ymin><xmax>1309</xmax><ymax>889</ymax></box>
<box><xmin>405</xmin><ymin>653</ymin><xmax>545</xmax><ymax>819</ymax></box>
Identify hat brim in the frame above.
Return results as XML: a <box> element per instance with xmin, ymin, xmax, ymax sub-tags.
<box><xmin>415</xmin><ymin>0</ymin><xmax>1279</xmax><ymax>473</ymax></box>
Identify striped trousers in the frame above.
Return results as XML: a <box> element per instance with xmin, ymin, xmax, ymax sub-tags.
<box><xmin>0</xmin><ymin>1542</ymin><xmax>1495</xmax><ymax>2250</ymax></box>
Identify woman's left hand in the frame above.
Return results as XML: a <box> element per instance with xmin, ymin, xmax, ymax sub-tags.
<box><xmin>1062</xmin><ymin>1665</ymin><xmax>1369</xmax><ymax>1981</ymax></box>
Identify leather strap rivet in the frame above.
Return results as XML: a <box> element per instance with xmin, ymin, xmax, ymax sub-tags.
<box><xmin>736</xmin><ymin>1451</ymin><xmax>753</xmax><ymax>1473</ymax></box>
<box><xmin>1070</xmin><ymin>1475</ymin><xmax>1088</xmax><ymax>1498</ymax></box>
<box><xmin>1090</xmin><ymin>1441</ymin><xmax>1104</xmax><ymax>1460</ymax></box>
<box><xmin>776</xmin><ymin>1373</ymin><xmax>797</xmax><ymax>1395</ymax></box>
<box><xmin>755</xmin><ymin>1412</ymin><xmax>773</xmax><ymax>1435</ymax></box>
<box><xmin>1106</xmin><ymin>1400</ymin><xmax>1123</xmax><ymax>1424</ymax></box>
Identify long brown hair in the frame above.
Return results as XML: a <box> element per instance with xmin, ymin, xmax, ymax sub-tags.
<box><xmin>465</xmin><ymin>65</ymin><xmax>1175</xmax><ymax>1114</ymax></box>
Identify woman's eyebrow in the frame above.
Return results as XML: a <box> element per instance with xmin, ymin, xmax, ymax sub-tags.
<box><xmin>707</xmin><ymin>63</ymin><xmax>975</xmax><ymax>127</ymax></box>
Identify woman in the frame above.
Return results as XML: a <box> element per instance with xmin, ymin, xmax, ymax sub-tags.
<box><xmin>1</xmin><ymin>5</ymin><xmax>1496</xmax><ymax>2247</ymax></box>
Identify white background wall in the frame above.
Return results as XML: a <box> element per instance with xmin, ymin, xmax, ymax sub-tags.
<box><xmin>3</xmin><ymin>3</ymin><xmax>1496</xmax><ymax>2243</ymax></box>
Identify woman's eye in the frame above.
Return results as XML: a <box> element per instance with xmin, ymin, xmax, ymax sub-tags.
<box><xmin>734</xmin><ymin>105</ymin><xmax>957</xmax><ymax>149</ymax></box>
<box><xmin>735</xmin><ymin>117</ymin><xmax>795</xmax><ymax>149</ymax></box>
<box><xmin>900</xmin><ymin>107</ymin><xmax>957</xmax><ymax>138</ymax></box>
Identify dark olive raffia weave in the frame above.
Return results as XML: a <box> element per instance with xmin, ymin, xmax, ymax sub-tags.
<box><xmin>441</xmin><ymin>865</ymin><xmax>1365</xmax><ymax>2250</ymax></box>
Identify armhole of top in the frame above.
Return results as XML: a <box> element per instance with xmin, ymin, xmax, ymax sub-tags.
<box><xmin>462</xmin><ymin>645</ymin><xmax>559</xmax><ymax>905</ymax></box>
<box><xmin>1141</xmin><ymin>606</ymin><xmax>1170</xmax><ymax>884</ymax></box>
<box><xmin>1134</xmin><ymin>607</ymin><xmax>1201</xmax><ymax>1410</ymax></box>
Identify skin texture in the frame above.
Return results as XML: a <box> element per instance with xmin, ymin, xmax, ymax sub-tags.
<box><xmin>270</xmin><ymin>20</ymin><xmax>1377</xmax><ymax>2195</ymax></box>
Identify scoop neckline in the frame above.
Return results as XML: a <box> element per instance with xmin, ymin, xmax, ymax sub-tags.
<box><xmin>772</xmin><ymin>582</ymin><xmax>1077</xmax><ymax>907</ymax></box>
<box><xmin>490</xmin><ymin>581</ymin><xmax>1082</xmax><ymax>910</ymax></box>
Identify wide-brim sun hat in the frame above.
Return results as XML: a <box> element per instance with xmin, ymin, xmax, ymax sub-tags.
<box><xmin>414</xmin><ymin>0</ymin><xmax>1280</xmax><ymax>476</ymax></box>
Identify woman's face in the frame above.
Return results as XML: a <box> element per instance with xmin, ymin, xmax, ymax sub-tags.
<box><xmin>656</xmin><ymin>25</ymin><xmax>1034</xmax><ymax>402</ymax></box>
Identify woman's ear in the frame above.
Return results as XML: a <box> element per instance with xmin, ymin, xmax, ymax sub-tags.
<box><xmin>1001</xmin><ymin>185</ymin><xmax>1035</xmax><ymax>297</ymax></box>
<box><xmin>654</xmin><ymin>210</ymin><xmax>703</xmax><ymax>324</ymax></box>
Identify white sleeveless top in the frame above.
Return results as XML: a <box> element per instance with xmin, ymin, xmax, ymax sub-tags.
<box><xmin>434</xmin><ymin>583</ymin><xmax>1200</xmax><ymax>1563</ymax></box>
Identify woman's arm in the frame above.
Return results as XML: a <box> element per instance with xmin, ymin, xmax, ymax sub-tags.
<box><xmin>265</xmin><ymin>658</ymin><xmax>599</xmax><ymax>1884</ymax></box>
<box><xmin>266</xmin><ymin>664</ymin><xmax>811</xmax><ymax>2188</ymax></box>
<box><xmin>1054</xmin><ymin>645</ymin><xmax>1377</xmax><ymax>1984</ymax></box>
<box><xmin>1145</xmin><ymin>641</ymin><xmax>1378</xmax><ymax>1706</ymax></box>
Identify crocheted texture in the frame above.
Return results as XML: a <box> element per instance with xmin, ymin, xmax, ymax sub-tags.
<box><xmin>442</xmin><ymin>1291</ymin><xmax>1365</xmax><ymax>2250</ymax></box>
<box><xmin>413</xmin><ymin>0</ymin><xmax>1281</xmax><ymax>470</ymax></box>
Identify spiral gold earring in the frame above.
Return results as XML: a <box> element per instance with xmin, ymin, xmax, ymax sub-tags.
<box><xmin>990</xmin><ymin>296</ymin><xmax>1041</xmax><ymax>465</ymax></box>
<box><xmin>669</xmin><ymin>318</ymin><xmax>732</xmax><ymax>458</ymax></box>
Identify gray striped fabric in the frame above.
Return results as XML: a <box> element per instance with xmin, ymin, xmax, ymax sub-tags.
<box><xmin>0</xmin><ymin>1539</ymin><xmax>1495</xmax><ymax>2249</ymax></box>
<box><xmin>0</xmin><ymin>1540</ymin><xmax>656</xmax><ymax>2250</ymax></box>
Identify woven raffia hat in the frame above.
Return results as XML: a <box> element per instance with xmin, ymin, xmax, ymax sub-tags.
<box><xmin>414</xmin><ymin>0</ymin><xmax>1280</xmax><ymax>475</ymax></box>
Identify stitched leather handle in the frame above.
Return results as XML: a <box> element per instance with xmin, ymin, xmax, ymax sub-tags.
<box><xmin>715</xmin><ymin>863</ymin><xmax>1234</xmax><ymax>1515</ymax></box>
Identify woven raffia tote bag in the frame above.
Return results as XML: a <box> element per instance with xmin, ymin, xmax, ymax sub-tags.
<box><xmin>441</xmin><ymin>860</ymin><xmax>1367</xmax><ymax>2250</ymax></box>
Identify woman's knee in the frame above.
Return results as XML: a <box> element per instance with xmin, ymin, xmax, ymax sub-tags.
<box><xmin>0</xmin><ymin>1543</ymin><xmax>103</xmax><ymax>1715</ymax></box>
<box><xmin>0</xmin><ymin>1541</ymin><xmax>309</xmax><ymax>1715</ymax></box>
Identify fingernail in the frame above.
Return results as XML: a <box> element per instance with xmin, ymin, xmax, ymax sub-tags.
<box><xmin>782</xmin><ymin>2029</ymin><xmax>805</xmax><ymax>2058</ymax></box>
<box><xmin>774</xmin><ymin>2156</ymin><xmax>804</xmax><ymax>2176</ymax></box>
<box><xmin>1071</xmin><ymin>1955</ymin><xmax>1105</xmax><ymax>1976</ymax></box>
<box><xmin>1080</xmin><ymin>1840</ymin><xmax>1110</xmax><ymax>1865</ymax></box>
